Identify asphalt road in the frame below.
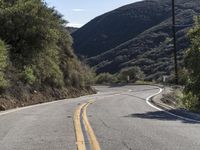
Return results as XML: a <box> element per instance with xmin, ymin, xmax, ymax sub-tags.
<box><xmin>0</xmin><ymin>85</ymin><xmax>200</xmax><ymax>150</ymax></box>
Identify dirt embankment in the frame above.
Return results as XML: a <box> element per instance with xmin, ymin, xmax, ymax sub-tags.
<box><xmin>0</xmin><ymin>85</ymin><xmax>95</xmax><ymax>111</ymax></box>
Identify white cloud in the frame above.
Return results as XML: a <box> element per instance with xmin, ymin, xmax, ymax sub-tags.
<box><xmin>72</xmin><ymin>9</ymin><xmax>85</xmax><ymax>12</ymax></box>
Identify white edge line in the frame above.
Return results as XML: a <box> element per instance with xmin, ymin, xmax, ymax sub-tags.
<box><xmin>0</xmin><ymin>92</ymin><xmax>102</xmax><ymax>116</ymax></box>
<box><xmin>0</xmin><ymin>99</ymin><xmax>69</xmax><ymax>116</ymax></box>
<box><xmin>146</xmin><ymin>87</ymin><xmax>200</xmax><ymax>123</ymax></box>
<box><xmin>2</xmin><ymin>86</ymin><xmax>200</xmax><ymax>123</ymax></box>
<box><xmin>0</xmin><ymin>92</ymin><xmax>117</xmax><ymax>116</ymax></box>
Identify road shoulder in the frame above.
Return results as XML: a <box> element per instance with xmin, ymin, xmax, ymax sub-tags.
<box><xmin>149</xmin><ymin>86</ymin><xmax>200</xmax><ymax>123</ymax></box>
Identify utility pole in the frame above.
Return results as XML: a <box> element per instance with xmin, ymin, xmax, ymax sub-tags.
<box><xmin>172</xmin><ymin>0</ymin><xmax>178</xmax><ymax>84</ymax></box>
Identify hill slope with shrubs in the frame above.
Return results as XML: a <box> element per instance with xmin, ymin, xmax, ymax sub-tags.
<box><xmin>72</xmin><ymin>0</ymin><xmax>200</xmax><ymax>80</ymax></box>
<box><xmin>0</xmin><ymin>0</ymin><xmax>94</xmax><ymax>110</ymax></box>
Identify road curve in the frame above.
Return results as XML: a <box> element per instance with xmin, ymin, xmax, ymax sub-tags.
<box><xmin>0</xmin><ymin>85</ymin><xmax>200</xmax><ymax>150</ymax></box>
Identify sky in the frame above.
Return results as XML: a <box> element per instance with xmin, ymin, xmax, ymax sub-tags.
<box><xmin>44</xmin><ymin>0</ymin><xmax>142</xmax><ymax>27</ymax></box>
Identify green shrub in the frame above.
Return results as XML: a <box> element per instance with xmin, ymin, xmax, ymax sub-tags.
<box><xmin>182</xmin><ymin>92</ymin><xmax>200</xmax><ymax>112</ymax></box>
<box><xmin>61</xmin><ymin>59</ymin><xmax>95</xmax><ymax>87</ymax></box>
<box><xmin>79</xmin><ymin>64</ymin><xmax>96</xmax><ymax>86</ymax></box>
<box><xmin>168</xmin><ymin>68</ymin><xmax>189</xmax><ymax>85</ymax></box>
<box><xmin>0</xmin><ymin>73</ymin><xmax>9</xmax><ymax>89</ymax></box>
<box><xmin>96</xmin><ymin>73</ymin><xmax>118</xmax><ymax>84</ymax></box>
<box><xmin>22</xmin><ymin>66</ymin><xmax>36</xmax><ymax>85</ymax></box>
<box><xmin>70</xmin><ymin>70</ymin><xmax>81</xmax><ymax>87</ymax></box>
<box><xmin>34</xmin><ymin>51</ymin><xmax>64</xmax><ymax>88</ymax></box>
<box><xmin>178</xmin><ymin>68</ymin><xmax>189</xmax><ymax>85</ymax></box>
<box><xmin>0</xmin><ymin>40</ymin><xmax>9</xmax><ymax>88</ymax></box>
<box><xmin>183</xmin><ymin>16</ymin><xmax>200</xmax><ymax>110</ymax></box>
<box><xmin>119</xmin><ymin>66</ymin><xmax>144</xmax><ymax>83</ymax></box>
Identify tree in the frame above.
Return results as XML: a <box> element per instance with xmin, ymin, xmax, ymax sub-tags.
<box><xmin>183</xmin><ymin>16</ymin><xmax>200</xmax><ymax>111</ymax></box>
<box><xmin>119</xmin><ymin>66</ymin><xmax>144</xmax><ymax>83</ymax></box>
<box><xmin>96</xmin><ymin>73</ymin><xmax>118</xmax><ymax>84</ymax></box>
<box><xmin>0</xmin><ymin>0</ymin><xmax>94</xmax><ymax>89</ymax></box>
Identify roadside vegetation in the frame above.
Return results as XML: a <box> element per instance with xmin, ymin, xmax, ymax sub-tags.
<box><xmin>0</xmin><ymin>0</ymin><xmax>95</xmax><ymax>110</ymax></box>
<box><xmin>183</xmin><ymin>16</ymin><xmax>200</xmax><ymax>112</ymax></box>
<box><xmin>95</xmin><ymin>66</ymin><xmax>144</xmax><ymax>84</ymax></box>
<box><xmin>0</xmin><ymin>40</ymin><xmax>9</xmax><ymax>89</ymax></box>
<box><xmin>73</xmin><ymin>0</ymin><xmax>199</xmax><ymax>81</ymax></box>
<box><xmin>162</xmin><ymin>17</ymin><xmax>200</xmax><ymax>112</ymax></box>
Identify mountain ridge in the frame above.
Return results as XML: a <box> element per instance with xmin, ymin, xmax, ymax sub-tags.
<box><xmin>72</xmin><ymin>0</ymin><xmax>173</xmax><ymax>57</ymax></box>
<box><xmin>72</xmin><ymin>0</ymin><xmax>200</xmax><ymax>80</ymax></box>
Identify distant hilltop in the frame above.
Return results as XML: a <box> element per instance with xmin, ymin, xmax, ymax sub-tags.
<box><xmin>72</xmin><ymin>0</ymin><xmax>200</xmax><ymax>80</ymax></box>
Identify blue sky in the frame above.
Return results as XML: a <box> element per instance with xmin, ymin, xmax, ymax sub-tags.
<box><xmin>45</xmin><ymin>0</ymin><xmax>141</xmax><ymax>27</ymax></box>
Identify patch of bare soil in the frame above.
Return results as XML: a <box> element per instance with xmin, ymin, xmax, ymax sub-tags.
<box><xmin>0</xmin><ymin>85</ymin><xmax>95</xmax><ymax>111</ymax></box>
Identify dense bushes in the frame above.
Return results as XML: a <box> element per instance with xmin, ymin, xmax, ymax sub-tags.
<box><xmin>119</xmin><ymin>66</ymin><xmax>144</xmax><ymax>83</ymax></box>
<box><xmin>0</xmin><ymin>0</ymin><xmax>94</xmax><ymax>91</ymax></box>
<box><xmin>0</xmin><ymin>40</ymin><xmax>9</xmax><ymax>88</ymax></box>
<box><xmin>183</xmin><ymin>16</ymin><xmax>200</xmax><ymax>111</ymax></box>
<box><xmin>95</xmin><ymin>66</ymin><xmax>144</xmax><ymax>84</ymax></box>
<box><xmin>95</xmin><ymin>73</ymin><xmax>118</xmax><ymax>84</ymax></box>
<box><xmin>22</xmin><ymin>66</ymin><xmax>36</xmax><ymax>85</ymax></box>
<box><xmin>167</xmin><ymin>68</ymin><xmax>189</xmax><ymax>85</ymax></box>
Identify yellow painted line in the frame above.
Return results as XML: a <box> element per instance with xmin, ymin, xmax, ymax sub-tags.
<box><xmin>73</xmin><ymin>104</ymin><xmax>86</xmax><ymax>150</ymax></box>
<box><xmin>82</xmin><ymin>101</ymin><xmax>101</xmax><ymax>150</ymax></box>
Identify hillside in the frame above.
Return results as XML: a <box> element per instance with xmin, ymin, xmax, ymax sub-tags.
<box><xmin>72</xmin><ymin>0</ymin><xmax>173</xmax><ymax>57</ymax></box>
<box><xmin>72</xmin><ymin>0</ymin><xmax>200</xmax><ymax>80</ymax></box>
<box><xmin>0</xmin><ymin>0</ymin><xmax>94</xmax><ymax>110</ymax></box>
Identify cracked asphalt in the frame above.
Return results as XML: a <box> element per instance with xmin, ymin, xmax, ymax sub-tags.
<box><xmin>1</xmin><ymin>85</ymin><xmax>200</xmax><ymax>150</ymax></box>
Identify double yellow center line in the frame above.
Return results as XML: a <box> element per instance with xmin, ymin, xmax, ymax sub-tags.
<box><xmin>73</xmin><ymin>101</ymin><xmax>101</xmax><ymax>150</ymax></box>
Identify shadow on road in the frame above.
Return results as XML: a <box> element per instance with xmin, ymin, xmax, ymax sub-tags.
<box><xmin>124</xmin><ymin>110</ymin><xmax>200</xmax><ymax>124</ymax></box>
<box><xmin>108</xmin><ymin>84</ymin><xmax>127</xmax><ymax>88</ymax></box>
